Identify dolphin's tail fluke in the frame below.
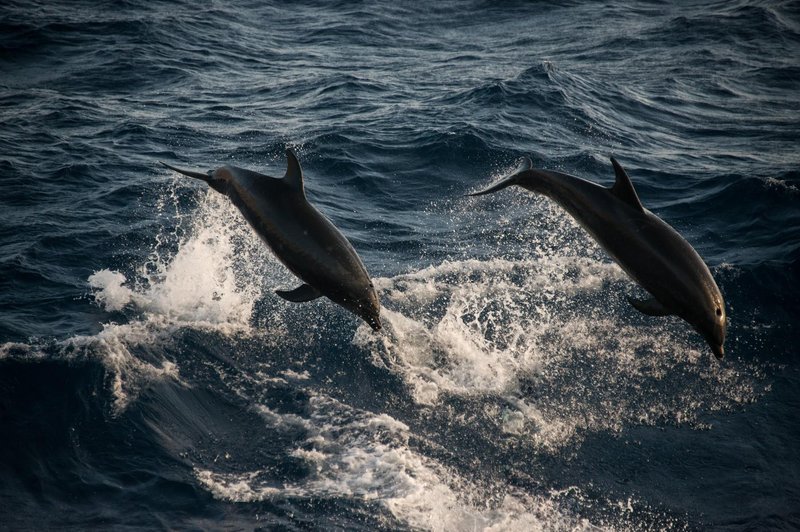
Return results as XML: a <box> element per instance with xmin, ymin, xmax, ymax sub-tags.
<box><xmin>160</xmin><ymin>162</ymin><xmax>228</xmax><ymax>194</ymax></box>
<box><xmin>159</xmin><ymin>162</ymin><xmax>212</xmax><ymax>182</ymax></box>
<box><xmin>467</xmin><ymin>156</ymin><xmax>533</xmax><ymax>196</ymax></box>
<box><xmin>467</xmin><ymin>175</ymin><xmax>519</xmax><ymax>196</ymax></box>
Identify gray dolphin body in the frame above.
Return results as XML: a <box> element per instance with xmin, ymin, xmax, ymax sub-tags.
<box><xmin>161</xmin><ymin>149</ymin><xmax>381</xmax><ymax>331</ymax></box>
<box><xmin>470</xmin><ymin>157</ymin><xmax>726</xmax><ymax>359</ymax></box>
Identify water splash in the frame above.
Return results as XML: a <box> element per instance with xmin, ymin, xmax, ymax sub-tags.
<box><xmin>194</xmin><ymin>393</ymin><xmax>599</xmax><ymax>531</ymax></box>
<box><xmin>89</xmin><ymin>185</ymin><xmax>276</xmax><ymax>328</ymax></box>
<box><xmin>79</xmin><ymin>184</ymin><xmax>283</xmax><ymax>411</ymax></box>
<box><xmin>355</xmin><ymin>255</ymin><xmax>767</xmax><ymax>452</ymax></box>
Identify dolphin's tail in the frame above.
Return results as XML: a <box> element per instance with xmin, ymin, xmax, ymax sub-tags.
<box><xmin>159</xmin><ymin>162</ymin><xmax>212</xmax><ymax>182</ymax></box>
<box><xmin>467</xmin><ymin>156</ymin><xmax>533</xmax><ymax>196</ymax></box>
<box><xmin>159</xmin><ymin>162</ymin><xmax>227</xmax><ymax>194</ymax></box>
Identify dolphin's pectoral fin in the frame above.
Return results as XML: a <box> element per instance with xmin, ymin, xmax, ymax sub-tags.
<box><xmin>627</xmin><ymin>296</ymin><xmax>672</xmax><ymax>316</ymax></box>
<box><xmin>276</xmin><ymin>283</ymin><xmax>322</xmax><ymax>303</ymax></box>
<box><xmin>283</xmin><ymin>148</ymin><xmax>305</xmax><ymax>194</ymax></box>
<box><xmin>609</xmin><ymin>157</ymin><xmax>645</xmax><ymax>213</ymax></box>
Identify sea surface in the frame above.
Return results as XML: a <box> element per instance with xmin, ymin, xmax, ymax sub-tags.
<box><xmin>1</xmin><ymin>1</ymin><xmax>798</xmax><ymax>530</ymax></box>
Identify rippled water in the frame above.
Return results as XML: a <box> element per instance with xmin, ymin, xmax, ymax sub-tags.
<box><xmin>1</xmin><ymin>1</ymin><xmax>798</xmax><ymax>529</ymax></box>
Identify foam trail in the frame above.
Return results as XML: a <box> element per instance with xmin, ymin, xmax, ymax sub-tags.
<box><xmin>194</xmin><ymin>393</ymin><xmax>601</xmax><ymax>531</ymax></box>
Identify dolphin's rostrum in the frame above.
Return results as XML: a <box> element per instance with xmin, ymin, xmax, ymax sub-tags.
<box><xmin>160</xmin><ymin>149</ymin><xmax>382</xmax><ymax>331</ymax></box>
<box><xmin>470</xmin><ymin>157</ymin><xmax>727</xmax><ymax>359</ymax></box>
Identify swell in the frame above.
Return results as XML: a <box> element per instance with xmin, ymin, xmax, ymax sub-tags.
<box><xmin>0</xmin><ymin>0</ymin><xmax>798</xmax><ymax>529</ymax></box>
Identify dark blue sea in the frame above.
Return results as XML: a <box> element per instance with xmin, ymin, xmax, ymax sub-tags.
<box><xmin>1</xmin><ymin>1</ymin><xmax>798</xmax><ymax>530</ymax></box>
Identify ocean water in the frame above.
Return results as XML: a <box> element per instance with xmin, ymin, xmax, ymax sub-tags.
<box><xmin>1</xmin><ymin>0</ymin><xmax>798</xmax><ymax>529</ymax></box>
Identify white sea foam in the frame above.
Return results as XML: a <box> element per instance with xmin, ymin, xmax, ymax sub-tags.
<box><xmin>0</xmin><ymin>321</ymin><xmax>181</xmax><ymax>413</ymax></box>
<box><xmin>90</xmin><ymin>189</ymin><xmax>275</xmax><ymax>329</ymax></box>
<box><xmin>355</xmin><ymin>255</ymin><xmax>623</xmax><ymax>405</ymax></box>
<box><xmin>354</xmin><ymin>254</ymin><xmax>764</xmax><ymax>452</ymax></box>
<box><xmin>62</xmin><ymin>322</ymin><xmax>181</xmax><ymax>412</ymax></box>
<box><xmin>0</xmin><ymin>342</ymin><xmax>37</xmax><ymax>360</ymax></box>
<box><xmin>77</xmin><ymin>185</ymin><xmax>284</xmax><ymax>411</ymax></box>
<box><xmin>195</xmin><ymin>393</ymin><xmax>600</xmax><ymax>531</ymax></box>
<box><xmin>761</xmin><ymin>175</ymin><xmax>798</xmax><ymax>194</ymax></box>
<box><xmin>62</xmin><ymin>175</ymin><xmax>766</xmax><ymax>529</ymax></box>
<box><xmin>87</xmin><ymin>270</ymin><xmax>135</xmax><ymax>312</ymax></box>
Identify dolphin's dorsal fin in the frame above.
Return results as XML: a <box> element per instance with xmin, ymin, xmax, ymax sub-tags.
<box><xmin>609</xmin><ymin>157</ymin><xmax>644</xmax><ymax>212</ymax></box>
<box><xmin>283</xmin><ymin>148</ymin><xmax>305</xmax><ymax>193</ymax></box>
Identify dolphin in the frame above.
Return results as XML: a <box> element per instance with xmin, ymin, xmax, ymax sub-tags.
<box><xmin>469</xmin><ymin>157</ymin><xmax>726</xmax><ymax>359</ymax></box>
<box><xmin>160</xmin><ymin>149</ymin><xmax>381</xmax><ymax>331</ymax></box>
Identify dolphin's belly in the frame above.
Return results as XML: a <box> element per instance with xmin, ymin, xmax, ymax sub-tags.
<box><xmin>551</xmin><ymin>186</ymin><xmax>709</xmax><ymax>306</ymax></box>
<box><xmin>230</xmin><ymin>191</ymin><xmax>371</xmax><ymax>296</ymax></box>
<box><xmin>513</xmin><ymin>163</ymin><xmax>725</xmax><ymax>357</ymax></box>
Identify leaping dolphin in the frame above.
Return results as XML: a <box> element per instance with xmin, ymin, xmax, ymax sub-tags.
<box><xmin>469</xmin><ymin>157</ymin><xmax>727</xmax><ymax>359</ymax></box>
<box><xmin>160</xmin><ymin>149</ymin><xmax>382</xmax><ymax>331</ymax></box>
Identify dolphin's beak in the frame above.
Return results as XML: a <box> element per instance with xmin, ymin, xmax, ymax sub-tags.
<box><xmin>369</xmin><ymin>316</ymin><xmax>382</xmax><ymax>332</ymax></box>
<box><xmin>711</xmin><ymin>343</ymin><xmax>725</xmax><ymax>360</ymax></box>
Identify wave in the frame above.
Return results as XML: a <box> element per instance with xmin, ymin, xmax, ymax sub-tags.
<box><xmin>195</xmin><ymin>392</ymin><xmax>603</xmax><ymax>531</ymax></box>
<box><xmin>1</xmin><ymin>171</ymin><xmax>774</xmax><ymax>528</ymax></box>
<box><xmin>357</xmin><ymin>256</ymin><xmax>767</xmax><ymax>452</ymax></box>
<box><xmin>1</xmin><ymin>0</ymin><xmax>797</xmax><ymax>528</ymax></box>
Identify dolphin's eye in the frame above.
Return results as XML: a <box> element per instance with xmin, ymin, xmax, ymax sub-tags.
<box><xmin>715</xmin><ymin>307</ymin><xmax>722</xmax><ymax>317</ymax></box>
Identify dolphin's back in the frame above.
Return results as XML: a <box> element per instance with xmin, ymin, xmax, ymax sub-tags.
<box><xmin>162</xmin><ymin>152</ymin><xmax>381</xmax><ymax>330</ymax></box>
<box><xmin>472</xmin><ymin>158</ymin><xmax>726</xmax><ymax>357</ymax></box>
<box><xmin>519</xmin><ymin>169</ymin><xmax>718</xmax><ymax>313</ymax></box>
<box><xmin>224</xmin><ymin>166</ymin><xmax>371</xmax><ymax>298</ymax></box>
